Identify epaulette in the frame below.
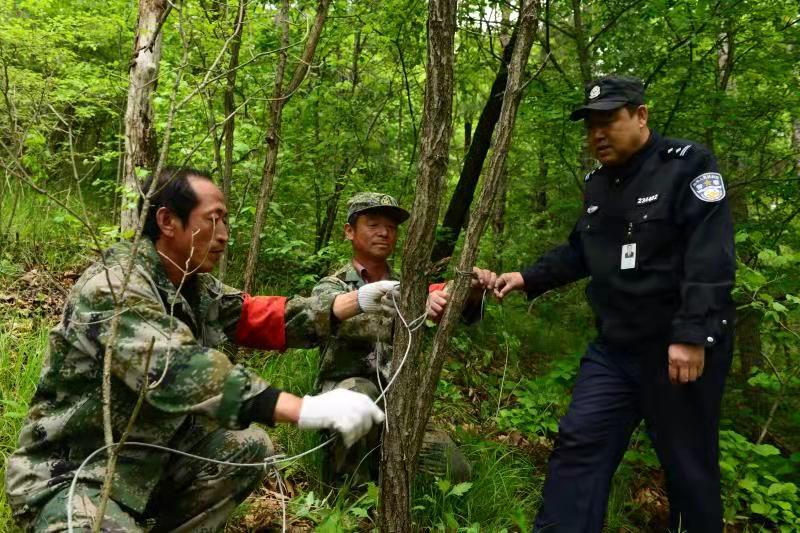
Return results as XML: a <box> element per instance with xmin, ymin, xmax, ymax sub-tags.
<box><xmin>584</xmin><ymin>165</ymin><xmax>602</xmax><ymax>182</ymax></box>
<box><xmin>660</xmin><ymin>143</ymin><xmax>693</xmax><ymax>160</ymax></box>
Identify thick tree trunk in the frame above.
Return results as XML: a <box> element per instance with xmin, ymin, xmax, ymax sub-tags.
<box><xmin>430</xmin><ymin>27</ymin><xmax>518</xmax><ymax>263</ymax></box>
<box><xmin>378</xmin><ymin>1</ymin><xmax>458</xmax><ymax>530</ymax></box>
<box><xmin>120</xmin><ymin>0</ymin><xmax>169</xmax><ymax>233</ymax></box>
<box><xmin>242</xmin><ymin>0</ymin><xmax>331</xmax><ymax>293</ymax></box>
<box><xmin>218</xmin><ymin>0</ymin><xmax>247</xmax><ymax>280</ymax></box>
<box><xmin>380</xmin><ymin>2</ymin><xmax>539</xmax><ymax>530</ymax></box>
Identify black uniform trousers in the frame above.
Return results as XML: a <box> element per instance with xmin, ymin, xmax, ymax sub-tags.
<box><xmin>534</xmin><ymin>334</ymin><xmax>733</xmax><ymax>533</ymax></box>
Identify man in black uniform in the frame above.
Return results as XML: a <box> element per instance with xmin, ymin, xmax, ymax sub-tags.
<box><xmin>494</xmin><ymin>76</ymin><xmax>735</xmax><ymax>532</ymax></box>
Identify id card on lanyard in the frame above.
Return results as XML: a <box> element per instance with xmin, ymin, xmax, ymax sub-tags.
<box><xmin>621</xmin><ymin>222</ymin><xmax>636</xmax><ymax>270</ymax></box>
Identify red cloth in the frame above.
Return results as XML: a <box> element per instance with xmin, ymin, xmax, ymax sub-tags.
<box><xmin>234</xmin><ymin>295</ymin><xmax>287</xmax><ymax>351</ymax></box>
<box><xmin>428</xmin><ymin>282</ymin><xmax>446</xmax><ymax>293</ymax></box>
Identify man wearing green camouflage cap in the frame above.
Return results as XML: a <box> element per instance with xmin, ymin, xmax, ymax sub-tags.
<box><xmin>311</xmin><ymin>191</ymin><xmax>497</xmax><ymax>486</ymax></box>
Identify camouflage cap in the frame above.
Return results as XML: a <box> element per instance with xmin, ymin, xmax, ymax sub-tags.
<box><xmin>346</xmin><ymin>192</ymin><xmax>410</xmax><ymax>224</ymax></box>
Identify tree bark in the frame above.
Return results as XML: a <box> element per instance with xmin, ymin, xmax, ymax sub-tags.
<box><xmin>570</xmin><ymin>0</ymin><xmax>594</xmax><ymax>174</ymax></box>
<box><xmin>378</xmin><ymin>1</ymin><xmax>458</xmax><ymax>530</ymax></box>
<box><xmin>491</xmin><ymin>162</ymin><xmax>508</xmax><ymax>272</ymax></box>
<box><xmin>430</xmin><ymin>26</ymin><xmax>519</xmax><ymax>263</ymax></box>
<box><xmin>315</xmin><ymin>166</ymin><xmax>348</xmax><ymax>253</ymax></box>
<box><xmin>218</xmin><ymin>0</ymin><xmax>247</xmax><ymax>280</ymax></box>
<box><xmin>793</xmin><ymin>118</ymin><xmax>800</xmax><ymax>173</ymax></box>
<box><xmin>380</xmin><ymin>2</ymin><xmax>539</xmax><ymax>530</ymax></box>
<box><xmin>242</xmin><ymin>0</ymin><xmax>331</xmax><ymax>293</ymax></box>
<box><xmin>120</xmin><ymin>0</ymin><xmax>170</xmax><ymax>233</ymax></box>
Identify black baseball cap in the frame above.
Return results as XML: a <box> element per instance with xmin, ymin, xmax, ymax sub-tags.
<box><xmin>569</xmin><ymin>76</ymin><xmax>645</xmax><ymax>121</ymax></box>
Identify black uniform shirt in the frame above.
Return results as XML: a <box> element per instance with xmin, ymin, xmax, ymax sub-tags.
<box><xmin>522</xmin><ymin>130</ymin><xmax>735</xmax><ymax>348</ymax></box>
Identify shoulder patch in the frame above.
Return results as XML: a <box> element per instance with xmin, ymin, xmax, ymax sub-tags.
<box><xmin>690</xmin><ymin>172</ymin><xmax>725</xmax><ymax>202</ymax></box>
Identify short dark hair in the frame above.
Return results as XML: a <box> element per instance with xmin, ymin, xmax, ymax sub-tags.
<box><xmin>624</xmin><ymin>103</ymin><xmax>641</xmax><ymax>115</ymax></box>
<box><xmin>138</xmin><ymin>166</ymin><xmax>213</xmax><ymax>242</ymax></box>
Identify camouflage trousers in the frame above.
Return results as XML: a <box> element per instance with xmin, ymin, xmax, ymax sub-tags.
<box><xmin>320</xmin><ymin>377</ymin><xmax>471</xmax><ymax>487</ymax></box>
<box><xmin>20</xmin><ymin>420</ymin><xmax>272</xmax><ymax>532</ymax></box>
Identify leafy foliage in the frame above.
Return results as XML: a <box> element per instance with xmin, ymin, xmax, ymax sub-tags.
<box><xmin>1</xmin><ymin>0</ymin><xmax>799</xmax><ymax>530</ymax></box>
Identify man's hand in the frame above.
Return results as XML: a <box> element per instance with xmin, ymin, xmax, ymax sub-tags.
<box><xmin>494</xmin><ymin>272</ymin><xmax>525</xmax><ymax>299</ymax></box>
<box><xmin>471</xmin><ymin>266</ymin><xmax>497</xmax><ymax>291</ymax></box>
<box><xmin>357</xmin><ymin>280</ymin><xmax>400</xmax><ymax>314</ymax></box>
<box><xmin>668</xmin><ymin>343</ymin><xmax>705</xmax><ymax>385</ymax></box>
<box><xmin>332</xmin><ymin>281</ymin><xmax>400</xmax><ymax>320</ymax></box>
<box><xmin>426</xmin><ymin>289</ymin><xmax>450</xmax><ymax>321</ymax></box>
<box><xmin>297</xmin><ymin>389</ymin><xmax>385</xmax><ymax>447</ymax></box>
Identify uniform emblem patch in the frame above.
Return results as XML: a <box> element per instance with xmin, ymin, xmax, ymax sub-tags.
<box><xmin>690</xmin><ymin>173</ymin><xmax>726</xmax><ymax>202</ymax></box>
<box><xmin>589</xmin><ymin>85</ymin><xmax>601</xmax><ymax>99</ymax></box>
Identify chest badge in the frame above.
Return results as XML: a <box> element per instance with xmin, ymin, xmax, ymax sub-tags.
<box><xmin>690</xmin><ymin>172</ymin><xmax>726</xmax><ymax>202</ymax></box>
<box><xmin>587</xmin><ymin>205</ymin><xmax>598</xmax><ymax>214</ymax></box>
<box><xmin>636</xmin><ymin>194</ymin><xmax>658</xmax><ymax>205</ymax></box>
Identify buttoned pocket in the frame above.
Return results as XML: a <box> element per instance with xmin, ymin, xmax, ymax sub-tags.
<box><xmin>627</xmin><ymin>198</ymin><xmax>678</xmax><ymax>270</ymax></box>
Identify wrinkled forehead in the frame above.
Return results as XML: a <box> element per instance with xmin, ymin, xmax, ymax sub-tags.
<box><xmin>189</xmin><ymin>177</ymin><xmax>226</xmax><ymax>213</ymax></box>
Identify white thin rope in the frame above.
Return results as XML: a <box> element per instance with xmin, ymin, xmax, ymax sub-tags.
<box><xmin>66</xmin><ymin>286</ymin><xmax>429</xmax><ymax>532</ymax></box>
<box><xmin>374</xmin><ymin>292</ymin><xmax>427</xmax><ymax>405</ymax></box>
<box><xmin>375</xmin><ymin>339</ymin><xmax>388</xmax><ymax>433</ymax></box>
<box><xmin>496</xmin><ymin>321</ymin><xmax>510</xmax><ymax>416</ymax></box>
<box><xmin>271</xmin><ymin>466</ymin><xmax>287</xmax><ymax>532</ymax></box>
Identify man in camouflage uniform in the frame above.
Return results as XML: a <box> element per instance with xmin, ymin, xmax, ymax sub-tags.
<box><xmin>5</xmin><ymin>168</ymin><xmax>395</xmax><ymax>532</ymax></box>
<box><xmin>313</xmin><ymin>192</ymin><xmax>497</xmax><ymax>486</ymax></box>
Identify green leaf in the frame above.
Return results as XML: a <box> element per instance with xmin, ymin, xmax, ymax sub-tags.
<box><xmin>448</xmin><ymin>481</ymin><xmax>473</xmax><ymax>497</ymax></box>
<box><xmin>772</xmin><ymin>301</ymin><xmax>788</xmax><ymax>313</ymax></box>
<box><xmin>350</xmin><ymin>506</ymin><xmax>369</xmax><ymax>518</ymax></box>
<box><xmin>739</xmin><ymin>477</ymin><xmax>757</xmax><ymax>492</ymax></box>
<box><xmin>753</xmin><ymin>444</ymin><xmax>781</xmax><ymax>457</ymax></box>
<box><xmin>750</xmin><ymin>502</ymin><xmax>771</xmax><ymax>515</ymax></box>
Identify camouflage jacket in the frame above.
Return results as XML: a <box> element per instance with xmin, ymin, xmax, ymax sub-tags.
<box><xmin>5</xmin><ymin>239</ymin><xmax>333</xmax><ymax>516</ymax></box>
<box><xmin>313</xmin><ymin>262</ymin><xmax>398</xmax><ymax>387</ymax></box>
<box><xmin>312</xmin><ymin>261</ymin><xmax>481</xmax><ymax>388</ymax></box>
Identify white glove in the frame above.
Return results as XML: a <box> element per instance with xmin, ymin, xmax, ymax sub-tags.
<box><xmin>379</xmin><ymin>290</ymin><xmax>400</xmax><ymax>316</ymax></box>
<box><xmin>357</xmin><ymin>280</ymin><xmax>400</xmax><ymax>314</ymax></box>
<box><xmin>297</xmin><ymin>389</ymin><xmax>385</xmax><ymax>448</ymax></box>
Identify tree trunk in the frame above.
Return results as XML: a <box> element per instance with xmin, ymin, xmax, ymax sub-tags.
<box><xmin>120</xmin><ymin>0</ymin><xmax>169</xmax><ymax>233</ymax></box>
<box><xmin>491</xmin><ymin>162</ymin><xmax>508</xmax><ymax>272</ymax></box>
<box><xmin>315</xmin><ymin>167</ymin><xmax>348</xmax><ymax>253</ymax></box>
<box><xmin>378</xmin><ymin>1</ymin><xmax>458</xmax><ymax>530</ymax></box>
<box><xmin>792</xmin><ymin>117</ymin><xmax>800</xmax><ymax>173</ymax></box>
<box><xmin>380</xmin><ymin>2</ymin><xmax>539</xmax><ymax>530</ymax></box>
<box><xmin>242</xmin><ymin>0</ymin><xmax>331</xmax><ymax>293</ymax></box>
<box><xmin>570</xmin><ymin>0</ymin><xmax>594</xmax><ymax>174</ymax></box>
<box><xmin>430</xmin><ymin>26</ymin><xmax>519</xmax><ymax>263</ymax></box>
<box><xmin>218</xmin><ymin>0</ymin><xmax>247</xmax><ymax>280</ymax></box>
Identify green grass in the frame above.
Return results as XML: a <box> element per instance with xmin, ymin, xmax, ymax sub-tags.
<box><xmin>411</xmin><ymin>436</ymin><xmax>542</xmax><ymax>531</ymax></box>
<box><xmin>0</xmin><ymin>322</ymin><xmax>49</xmax><ymax>533</ymax></box>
